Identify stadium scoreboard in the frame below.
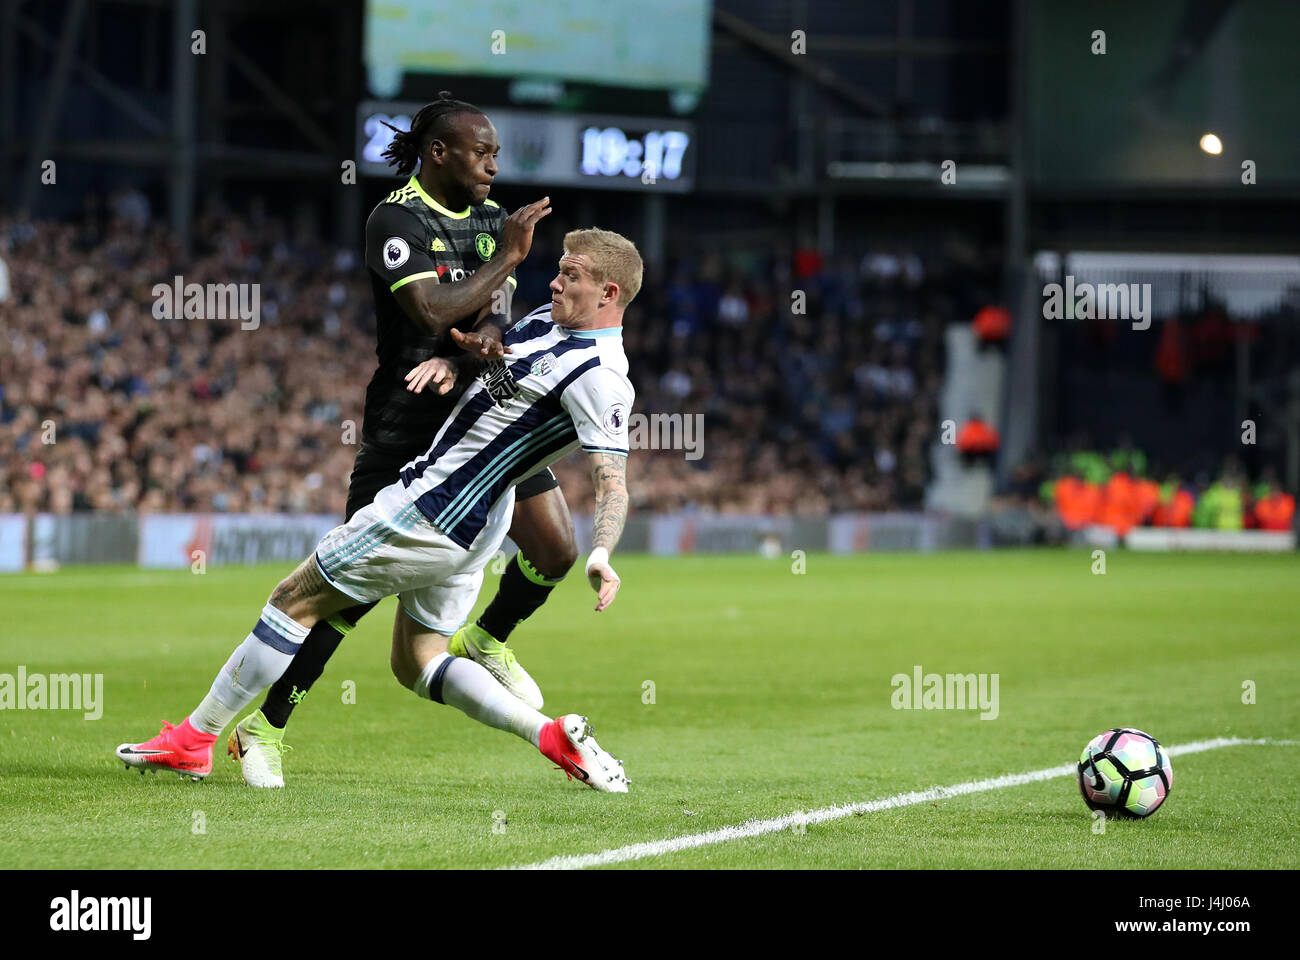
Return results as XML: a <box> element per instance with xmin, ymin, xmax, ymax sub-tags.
<box><xmin>358</xmin><ymin>103</ymin><xmax>696</xmax><ymax>192</ymax></box>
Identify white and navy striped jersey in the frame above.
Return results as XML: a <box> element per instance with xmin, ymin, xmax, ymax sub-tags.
<box><xmin>400</xmin><ymin>304</ymin><xmax>633</xmax><ymax>548</ymax></box>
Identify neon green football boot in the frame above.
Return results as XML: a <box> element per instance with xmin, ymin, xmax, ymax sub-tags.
<box><xmin>448</xmin><ymin>623</ymin><xmax>543</xmax><ymax>710</ymax></box>
<box><xmin>227</xmin><ymin>709</ymin><xmax>293</xmax><ymax>788</ymax></box>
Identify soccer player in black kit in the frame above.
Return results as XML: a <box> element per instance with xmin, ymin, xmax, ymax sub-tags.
<box><xmin>227</xmin><ymin>94</ymin><xmax>577</xmax><ymax>787</ymax></box>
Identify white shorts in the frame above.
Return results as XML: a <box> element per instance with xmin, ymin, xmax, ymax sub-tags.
<box><xmin>313</xmin><ymin>478</ymin><xmax>515</xmax><ymax>634</ymax></box>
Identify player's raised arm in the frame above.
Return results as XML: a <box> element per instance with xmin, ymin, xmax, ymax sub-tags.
<box><xmin>448</xmin><ymin>283</ymin><xmax>516</xmax><ymax>363</ymax></box>
<box><xmin>369</xmin><ymin>198</ymin><xmax>551</xmax><ymax>337</ymax></box>
<box><xmin>586</xmin><ymin>450</ymin><xmax>629</xmax><ymax>612</ymax></box>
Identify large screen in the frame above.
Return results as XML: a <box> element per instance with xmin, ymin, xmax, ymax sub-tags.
<box><xmin>365</xmin><ymin>0</ymin><xmax>711</xmax><ymax>98</ymax></box>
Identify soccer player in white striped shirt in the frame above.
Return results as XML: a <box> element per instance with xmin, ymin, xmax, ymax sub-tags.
<box><xmin>116</xmin><ymin>229</ymin><xmax>642</xmax><ymax>791</ymax></box>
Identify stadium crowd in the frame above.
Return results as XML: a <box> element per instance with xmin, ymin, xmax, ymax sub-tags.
<box><xmin>0</xmin><ymin>193</ymin><xmax>957</xmax><ymax>518</ymax></box>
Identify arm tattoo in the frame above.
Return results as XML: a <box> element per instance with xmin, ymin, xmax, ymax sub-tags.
<box><xmin>590</xmin><ymin>451</ymin><xmax>629</xmax><ymax>553</ymax></box>
<box><xmin>269</xmin><ymin>556</ymin><xmax>330</xmax><ymax>612</ymax></box>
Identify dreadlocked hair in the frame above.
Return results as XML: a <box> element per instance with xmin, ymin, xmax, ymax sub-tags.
<box><xmin>380</xmin><ymin>91</ymin><xmax>485</xmax><ymax>177</ymax></box>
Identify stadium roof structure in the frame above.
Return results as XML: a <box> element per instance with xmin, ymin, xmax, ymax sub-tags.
<box><xmin>2</xmin><ymin>0</ymin><xmax>361</xmax><ymax>251</ymax></box>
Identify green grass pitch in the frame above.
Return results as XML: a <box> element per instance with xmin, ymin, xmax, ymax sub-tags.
<box><xmin>1</xmin><ymin>550</ymin><xmax>1296</xmax><ymax>869</ymax></box>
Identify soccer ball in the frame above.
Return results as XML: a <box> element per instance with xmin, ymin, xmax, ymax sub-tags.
<box><xmin>1077</xmin><ymin>728</ymin><xmax>1173</xmax><ymax>818</ymax></box>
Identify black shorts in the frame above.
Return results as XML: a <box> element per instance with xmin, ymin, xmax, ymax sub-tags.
<box><xmin>344</xmin><ymin>443</ymin><xmax>559</xmax><ymax>522</ymax></box>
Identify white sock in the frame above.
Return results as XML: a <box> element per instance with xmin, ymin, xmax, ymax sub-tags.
<box><xmin>189</xmin><ymin>604</ymin><xmax>310</xmax><ymax>735</ymax></box>
<box><xmin>416</xmin><ymin>653</ymin><xmax>547</xmax><ymax>747</ymax></box>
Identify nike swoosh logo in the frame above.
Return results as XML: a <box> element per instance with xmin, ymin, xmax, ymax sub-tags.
<box><xmin>121</xmin><ymin>748</ymin><xmax>169</xmax><ymax>756</ymax></box>
<box><xmin>235</xmin><ymin>732</ymin><xmax>249</xmax><ymax>758</ymax></box>
<box><xmin>564</xmin><ymin>757</ymin><xmax>590</xmax><ymax>782</ymax></box>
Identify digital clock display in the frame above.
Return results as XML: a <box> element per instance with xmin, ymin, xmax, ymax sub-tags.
<box><xmin>580</xmin><ymin>126</ymin><xmax>692</xmax><ymax>183</ymax></box>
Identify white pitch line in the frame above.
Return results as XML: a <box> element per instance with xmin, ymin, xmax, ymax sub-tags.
<box><xmin>512</xmin><ymin>737</ymin><xmax>1289</xmax><ymax>871</ymax></box>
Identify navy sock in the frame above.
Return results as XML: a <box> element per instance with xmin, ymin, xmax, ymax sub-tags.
<box><xmin>476</xmin><ymin>554</ymin><xmax>561</xmax><ymax>642</ymax></box>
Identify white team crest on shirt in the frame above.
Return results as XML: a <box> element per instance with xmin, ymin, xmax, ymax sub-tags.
<box><xmin>529</xmin><ymin>354</ymin><xmax>554</xmax><ymax>377</ymax></box>
<box><xmin>602</xmin><ymin>402</ymin><xmax>627</xmax><ymax>433</ymax></box>
<box><xmin>383</xmin><ymin>237</ymin><xmax>410</xmax><ymax>269</ymax></box>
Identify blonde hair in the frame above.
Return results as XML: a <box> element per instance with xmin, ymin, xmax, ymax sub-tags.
<box><xmin>563</xmin><ymin>228</ymin><xmax>643</xmax><ymax>306</ymax></box>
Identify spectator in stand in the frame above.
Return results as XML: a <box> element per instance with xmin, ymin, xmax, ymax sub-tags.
<box><xmin>1151</xmin><ymin>475</ymin><xmax>1195</xmax><ymax>528</ymax></box>
<box><xmin>1194</xmin><ymin>473</ymin><xmax>1245</xmax><ymax>530</ymax></box>
<box><xmin>956</xmin><ymin>413</ymin><xmax>1000</xmax><ymax>464</ymax></box>
<box><xmin>1135</xmin><ymin>473</ymin><xmax>1161</xmax><ymax>527</ymax></box>
<box><xmin>1100</xmin><ymin>469</ymin><xmax>1140</xmax><ymax>536</ymax></box>
<box><xmin>1095</xmin><ymin>436</ymin><xmax>1159</xmax><ymax>535</ymax></box>
<box><xmin>1250</xmin><ymin>469</ymin><xmax>1296</xmax><ymax>531</ymax></box>
<box><xmin>971</xmin><ymin>304</ymin><xmax>1011</xmax><ymax>349</ymax></box>
<box><xmin>1052</xmin><ymin>471</ymin><xmax>1101</xmax><ymax>531</ymax></box>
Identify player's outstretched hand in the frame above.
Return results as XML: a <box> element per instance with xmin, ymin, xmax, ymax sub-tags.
<box><xmin>450</xmin><ymin>326</ymin><xmax>512</xmax><ymax>360</ymax></box>
<box><xmin>404</xmin><ymin>357</ymin><xmax>456</xmax><ymax>395</ymax></box>
<box><xmin>587</xmin><ymin>560</ymin><xmax>621</xmax><ymax>612</ymax></box>
<box><xmin>501</xmin><ymin>196</ymin><xmax>552</xmax><ymax>265</ymax></box>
